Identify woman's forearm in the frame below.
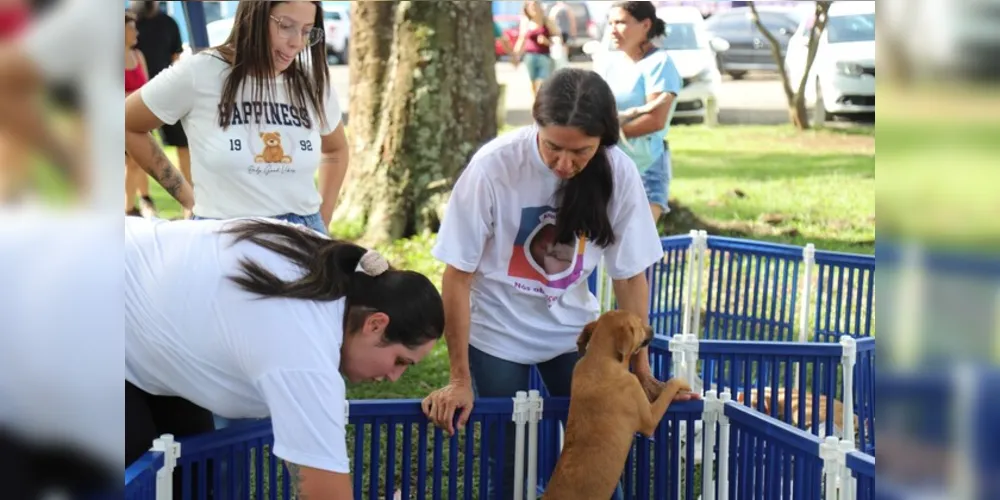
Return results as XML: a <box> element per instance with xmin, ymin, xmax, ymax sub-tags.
<box><xmin>125</xmin><ymin>129</ymin><xmax>193</xmax><ymax>209</ymax></box>
<box><xmin>441</xmin><ymin>266</ymin><xmax>475</xmax><ymax>382</ymax></box>
<box><xmin>613</xmin><ymin>273</ymin><xmax>653</xmax><ymax>374</ymax></box>
<box><xmin>318</xmin><ymin>150</ymin><xmax>348</xmax><ymax>226</ymax></box>
<box><xmin>621</xmin><ymin>93</ymin><xmax>675</xmax><ymax>138</ymax></box>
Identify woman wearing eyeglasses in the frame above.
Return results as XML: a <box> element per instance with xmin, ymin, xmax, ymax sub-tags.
<box><xmin>124</xmin><ymin>1</ymin><xmax>347</xmax><ymax>235</ymax></box>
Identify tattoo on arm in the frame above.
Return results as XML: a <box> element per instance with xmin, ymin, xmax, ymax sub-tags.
<box><xmin>146</xmin><ymin>133</ymin><xmax>189</xmax><ymax>205</ymax></box>
<box><xmin>285</xmin><ymin>462</ymin><xmax>307</xmax><ymax>498</ymax></box>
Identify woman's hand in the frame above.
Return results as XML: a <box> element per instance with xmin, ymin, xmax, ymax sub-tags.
<box><xmin>421</xmin><ymin>379</ymin><xmax>475</xmax><ymax>436</ymax></box>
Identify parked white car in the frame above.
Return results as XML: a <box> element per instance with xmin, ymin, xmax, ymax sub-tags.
<box><xmin>585</xmin><ymin>6</ymin><xmax>730</xmax><ymax>124</ymax></box>
<box><xmin>784</xmin><ymin>1</ymin><xmax>875</xmax><ymax>117</ymax></box>
<box><xmin>322</xmin><ymin>3</ymin><xmax>350</xmax><ymax>65</ymax></box>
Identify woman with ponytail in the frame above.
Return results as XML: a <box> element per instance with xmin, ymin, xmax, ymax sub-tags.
<box><xmin>595</xmin><ymin>1</ymin><xmax>683</xmax><ymax>222</ymax></box>
<box><xmin>125</xmin><ymin>216</ymin><xmax>444</xmax><ymax>499</ymax></box>
<box><xmin>422</xmin><ymin>68</ymin><xmax>693</xmax><ymax>500</ymax></box>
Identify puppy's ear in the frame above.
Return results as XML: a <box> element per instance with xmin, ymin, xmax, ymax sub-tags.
<box><xmin>614</xmin><ymin>326</ymin><xmax>634</xmax><ymax>362</ymax></box>
<box><xmin>576</xmin><ymin>320</ymin><xmax>598</xmax><ymax>356</ymax></box>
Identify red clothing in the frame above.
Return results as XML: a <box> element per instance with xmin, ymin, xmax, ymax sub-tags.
<box><xmin>0</xmin><ymin>3</ymin><xmax>30</xmax><ymax>40</ymax></box>
<box><xmin>522</xmin><ymin>24</ymin><xmax>551</xmax><ymax>55</ymax></box>
<box><xmin>125</xmin><ymin>53</ymin><xmax>148</xmax><ymax>94</ymax></box>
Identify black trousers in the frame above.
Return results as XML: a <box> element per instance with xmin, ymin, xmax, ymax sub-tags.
<box><xmin>126</xmin><ymin>381</ymin><xmax>216</xmax><ymax>499</ymax></box>
<box><xmin>0</xmin><ymin>427</ymin><xmax>116</xmax><ymax>499</ymax></box>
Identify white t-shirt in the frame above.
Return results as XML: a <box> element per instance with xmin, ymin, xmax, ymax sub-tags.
<box><xmin>0</xmin><ymin>210</ymin><xmax>122</xmax><ymax>473</ymax></box>
<box><xmin>432</xmin><ymin>126</ymin><xmax>663</xmax><ymax>365</ymax></box>
<box><xmin>125</xmin><ymin>217</ymin><xmax>350</xmax><ymax>473</ymax></box>
<box><xmin>139</xmin><ymin>51</ymin><xmax>342</xmax><ymax>219</ymax></box>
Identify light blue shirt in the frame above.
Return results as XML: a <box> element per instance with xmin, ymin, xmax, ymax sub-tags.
<box><xmin>597</xmin><ymin>48</ymin><xmax>682</xmax><ymax>173</ymax></box>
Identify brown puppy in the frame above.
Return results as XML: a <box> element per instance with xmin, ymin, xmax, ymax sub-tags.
<box><xmin>736</xmin><ymin>387</ymin><xmax>861</xmax><ymax>438</ymax></box>
<box><xmin>542</xmin><ymin>311</ymin><xmax>691</xmax><ymax>500</ymax></box>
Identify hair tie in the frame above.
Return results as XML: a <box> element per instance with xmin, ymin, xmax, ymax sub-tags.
<box><xmin>355</xmin><ymin>249</ymin><xmax>389</xmax><ymax>277</ymax></box>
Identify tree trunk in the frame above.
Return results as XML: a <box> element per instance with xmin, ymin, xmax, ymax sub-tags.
<box><xmin>334</xmin><ymin>1</ymin><xmax>499</xmax><ymax>246</ymax></box>
<box><xmin>749</xmin><ymin>1</ymin><xmax>831</xmax><ymax>131</ymax></box>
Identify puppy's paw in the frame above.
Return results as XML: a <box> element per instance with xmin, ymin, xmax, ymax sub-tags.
<box><xmin>665</xmin><ymin>378</ymin><xmax>692</xmax><ymax>394</ymax></box>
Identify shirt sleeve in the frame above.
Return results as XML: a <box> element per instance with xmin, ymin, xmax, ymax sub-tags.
<box><xmin>139</xmin><ymin>55</ymin><xmax>197</xmax><ymax>126</ymax></box>
<box><xmin>256</xmin><ymin>369</ymin><xmax>350</xmax><ymax>473</ymax></box>
<box><xmin>320</xmin><ymin>83</ymin><xmax>343</xmax><ymax>136</ymax></box>
<box><xmin>644</xmin><ymin>52</ymin><xmax>683</xmax><ymax>97</ymax></box>
<box><xmin>601</xmin><ymin>150</ymin><xmax>663</xmax><ymax>280</ymax></box>
<box><xmin>431</xmin><ymin>158</ymin><xmax>496</xmax><ymax>273</ymax></box>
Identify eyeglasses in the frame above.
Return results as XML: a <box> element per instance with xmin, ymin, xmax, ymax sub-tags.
<box><xmin>270</xmin><ymin>15</ymin><xmax>324</xmax><ymax>47</ymax></box>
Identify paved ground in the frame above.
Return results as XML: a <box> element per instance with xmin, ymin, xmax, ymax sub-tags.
<box><xmin>328</xmin><ymin>61</ymin><xmax>872</xmax><ymax>127</ymax></box>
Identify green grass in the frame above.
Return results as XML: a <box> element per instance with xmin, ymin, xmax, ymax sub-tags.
<box><xmin>663</xmin><ymin>124</ymin><xmax>875</xmax><ymax>255</ymax></box>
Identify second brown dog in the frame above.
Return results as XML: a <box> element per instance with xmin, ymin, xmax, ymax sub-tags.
<box><xmin>542</xmin><ymin>311</ymin><xmax>691</xmax><ymax>500</ymax></box>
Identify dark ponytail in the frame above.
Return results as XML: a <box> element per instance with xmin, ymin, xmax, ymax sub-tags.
<box><xmin>612</xmin><ymin>1</ymin><xmax>666</xmax><ymax>41</ymax></box>
<box><xmin>532</xmin><ymin>68</ymin><xmax>619</xmax><ymax>248</ymax></box>
<box><xmin>221</xmin><ymin>219</ymin><xmax>444</xmax><ymax>349</ymax></box>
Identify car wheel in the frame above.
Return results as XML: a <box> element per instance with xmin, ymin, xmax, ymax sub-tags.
<box><xmin>814</xmin><ymin>79</ymin><xmax>832</xmax><ymax>123</ymax></box>
<box><xmin>727</xmin><ymin>70</ymin><xmax>747</xmax><ymax>80</ymax></box>
<box><xmin>338</xmin><ymin>41</ymin><xmax>349</xmax><ymax>65</ymax></box>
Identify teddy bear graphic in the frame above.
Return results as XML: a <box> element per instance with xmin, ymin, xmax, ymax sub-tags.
<box><xmin>254</xmin><ymin>131</ymin><xmax>292</xmax><ymax>164</ymax></box>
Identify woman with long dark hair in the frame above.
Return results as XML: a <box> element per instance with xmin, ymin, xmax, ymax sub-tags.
<box><xmin>125</xmin><ymin>216</ymin><xmax>445</xmax><ymax>499</ymax></box>
<box><xmin>421</xmin><ymin>68</ymin><xmax>695</xmax><ymax>500</ymax></box>
<box><xmin>124</xmin><ymin>1</ymin><xmax>348</xmax><ymax>233</ymax></box>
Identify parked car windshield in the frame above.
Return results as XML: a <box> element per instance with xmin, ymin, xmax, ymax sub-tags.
<box><xmin>661</xmin><ymin>23</ymin><xmax>703</xmax><ymax>51</ymax></box>
<box><xmin>826</xmin><ymin>13</ymin><xmax>875</xmax><ymax>43</ymax></box>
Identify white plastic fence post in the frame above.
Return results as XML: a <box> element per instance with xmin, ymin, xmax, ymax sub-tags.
<box><xmin>795</xmin><ymin>243</ymin><xmax>816</xmax><ymax>390</ymax></box>
<box><xmin>670</xmin><ymin>334</ymin><xmax>684</xmax><ymax>381</ymax></box>
<box><xmin>512</xmin><ymin>391</ymin><xmax>528</xmax><ymax>500</ymax></box>
<box><xmin>702</xmin><ymin>390</ymin><xmax>721</xmax><ymax>500</ymax></box>
<box><xmin>895</xmin><ymin>244</ymin><xmax>923</xmax><ymax>370</ymax></box>
<box><xmin>951</xmin><ymin>365</ymin><xmax>978</xmax><ymax>500</ymax></box>
<box><xmin>683</xmin><ymin>333</ymin><xmax>699</xmax><ymax>386</ymax></box>
<box><xmin>839</xmin><ymin>336</ymin><xmax>857</xmax><ymax>447</ymax></box>
<box><xmin>679</xmin><ymin>334</ymin><xmax>700</xmax><ymax>500</ymax></box>
<box><xmin>526</xmin><ymin>390</ymin><xmax>543</xmax><ymax>500</ymax></box>
<box><xmin>152</xmin><ymin>433</ymin><xmax>180</xmax><ymax>500</ymax></box>
<box><xmin>681</xmin><ymin>230</ymin><xmax>698</xmax><ymax>335</ymax></box>
<box><xmin>693</xmin><ymin>230</ymin><xmax>708</xmax><ymax>337</ymax></box>
<box><xmin>718</xmin><ymin>391</ymin><xmax>732</xmax><ymax>500</ymax></box>
<box><xmin>838</xmin><ymin>440</ymin><xmax>855</xmax><ymax>500</ymax></box>
<box><xmin>819</xmin><ymin>436</ymin><xmax>842</xmax><ymax>500</ymax></box>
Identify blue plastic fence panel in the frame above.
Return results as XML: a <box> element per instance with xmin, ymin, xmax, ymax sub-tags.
<box><xmin>124</xmin><ymin>450</ymin><xmax>164</xmax><ymax>500</ymax></box>
<box><xmin>846</xmin><ymin>450</ymin><xmax>875</xmax><ymax>500</ymax></box>
<box><xmin>854</xmin><ymin>337</ymin><xmax>876</xmax><ymax>454</ymax></box>
<box><xmin>648</xmin><ymin>235</ymin><xmax>694</xmax><ymax>337</ymax></box>
<box><xmin>812</xmin><ymin>249</ymin><xmax>875</xmax><ymax>341</ymax></box>
<box><xmin>154</xmin><ymin>398</ymin><xmax>515</xmax><ymax>500</ymax></box>
<box><xmin>348</xmin><ymin>398</ymin><xmax>515</xmax><ymax>500</ymax></box>
<box><xmin>702</xmin><ymin>237</ymin><xmax>804</xmax><ymax>341</ymax></box>
<box><xmin>537</xmin><ymin>397</ymin><xmax>705</xmax><ymax>500</ymax></box>
<box><xmin>698</xmin><ymin>340</ymin><xmax>854</xmax><ymax>444</ymax></box>
<box><xmin>722</xmin><ymin>402</ymin><xmax>825</xmax><ymax>500</ymax></box>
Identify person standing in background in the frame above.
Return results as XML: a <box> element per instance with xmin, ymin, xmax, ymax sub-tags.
<box><xmin>132</xmin><ymin>1</ymin><xmax>191</xmax><ymax>187</ymax></box>
<box><xmin>124</xmin><ymin>11</ymin><xmax>155</xmax><ymax>217</ymax></box>
<box><xmin>512</xmin><ymin>1</ymin><xmax>561</xmax><ymax>99</ymax></box>
<box><xmin>595</xmin><ymin>1</ymin><xmax>682</xmax><ymax>223</ymax></box>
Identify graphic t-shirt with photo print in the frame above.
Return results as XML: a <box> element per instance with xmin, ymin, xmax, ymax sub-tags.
<box><xmin>432</xmin><ymin>125</ymin><xmax>664</xmax><ymax>365</ymax></box>
<box><xmin>139</xmin><ymin>51</ymin><xmax>342</xmax><ymax>219</ymax></box>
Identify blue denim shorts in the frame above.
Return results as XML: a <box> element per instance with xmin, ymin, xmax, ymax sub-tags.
<box><xmin>641</xmin><ymin>147</ymin><xmax>672</xmax><ymax>213</ymax></box>
<box><xmin>523</xmin><ymin>52</ymin><xmax>554</xmax><ymax>82</ymax></box>
<box><xmin>193</xmin><ymin>212</ymin><xmax>328</xmax><ymax>235</ymax></box>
